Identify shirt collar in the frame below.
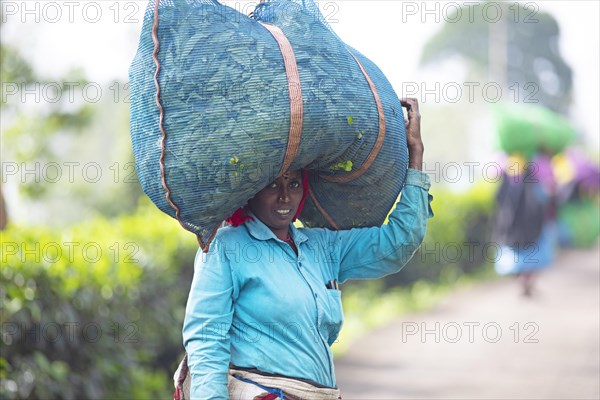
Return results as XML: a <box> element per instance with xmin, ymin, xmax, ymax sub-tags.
<box><xmin>244</xmin><ymin>211</ymin><xmax>308</xmax><ymax>244</ymax></box>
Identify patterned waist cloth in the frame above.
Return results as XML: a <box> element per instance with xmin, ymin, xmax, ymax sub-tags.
<box><xmin>229</xmin><ymin>368</ymin><xmax>341</xmax><ymax>400</ymax></box>
<box><xmin>174</xmin><ymin>356</ymin><xmax>341</xmax><ymax>400</ymax></box>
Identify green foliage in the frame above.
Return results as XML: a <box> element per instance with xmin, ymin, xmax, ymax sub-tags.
<box><xmin>0</xmin><ymin>201</ymin><xmax>198</xmax><ymax>399</ymax></box>
<box><xmin>330</xmin><ymin>160</ymin><xmax>354</xmax><ymax>172</ymax></box>
<box><xmin>378</xmin><ymin>181</ymin><xmax>498</xmax><ymax>288</ymax></box>
<box><xmin>558</xmin><ymin>198</ymin><xmax>600</xmax><ymax>247</ymax></box>
<box><xmin>0</xmin><ymin>44</ymin><xmax>34</xmax><ymax>99</ymax></box>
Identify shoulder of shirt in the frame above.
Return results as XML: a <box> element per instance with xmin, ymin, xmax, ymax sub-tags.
<box><xmin>216</xmin><ymin>224</ymin><xmax>236</xmax><ymax>235</ymax></box>
<box><xmin>200</xmin><ymin>226</ymin><xmax>251</xmax><ymax>264</ymax></box>
<box><xmin>211</xmin><ymin>224</ymin><xmax>250</xmax><ymax>245</ymax></box>
<box><xmin>296</xmin><ymin>226</ymin><xmax>337</xmax><ymax>242</ymax></box>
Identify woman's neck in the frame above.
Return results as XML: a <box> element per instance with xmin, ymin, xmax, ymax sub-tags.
<box><xmin>273</xmin><ymin>229</ymin><xmax>290</xmax><ymax>241</ymax></box>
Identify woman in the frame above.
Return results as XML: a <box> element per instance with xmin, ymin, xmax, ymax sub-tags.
<box><xmin>182</xmin><ymin>98</ymin><xmax>432</xmax><ymax>399</ymax></box>
<box><xmin>493</xmin><ymin>151</ymin><xmax>557</xmax><ymax>297</ymax></box>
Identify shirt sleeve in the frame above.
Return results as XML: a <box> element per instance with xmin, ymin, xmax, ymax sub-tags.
<box><xmin>182</xmin><ymin>240</ymin><xmax>236</xmax><ymax>400</ymax></box>
<box><xmin>332</xmin><ymin>169</ymin><xmax>433</xmax><ymax>283</ymax></box>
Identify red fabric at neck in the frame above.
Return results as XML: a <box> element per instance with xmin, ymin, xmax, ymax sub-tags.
<box><xmin>225</xmin><ymin>207</ymin><xmax>255</xmax><ymax>227</ymax></box>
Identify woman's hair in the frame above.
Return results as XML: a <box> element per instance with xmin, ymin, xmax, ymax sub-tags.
<box><xmin>226</xmin><ymin>169</ymin><xmax>309</xmax><ymax>227</ymax></box>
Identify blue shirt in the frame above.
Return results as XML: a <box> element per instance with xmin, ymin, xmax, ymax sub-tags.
<box><xmin>183</xmin><ymin>169</ymin><xmax>432</xmax><ymax>399</ymax></box>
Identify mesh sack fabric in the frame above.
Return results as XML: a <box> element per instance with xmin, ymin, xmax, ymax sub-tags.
<box><xmin>130</xmin><ymin>0</ymin><xmax>408</xmax><ymax>250</ymax></box>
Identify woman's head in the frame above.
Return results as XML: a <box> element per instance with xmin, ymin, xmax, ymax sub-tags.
<box><xmin>247</xmin><ymin>170</ymin><xmax>307</xmax><ymax>240</ymax></box>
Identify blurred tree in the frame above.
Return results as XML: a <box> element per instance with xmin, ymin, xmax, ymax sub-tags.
<box><xmin>0</xmin><ymin>30</ymin><xmax>87</xmax><ymax>207</ymax></box>
<box><xmin>1</xmin><ymin>21</ymin><xmax>143</xmax><ymax>226</ymax></box>
<box><xmin>420</xmin><ymin>1</ymin><xmax>573</xmax><ymax>114</ymax></box>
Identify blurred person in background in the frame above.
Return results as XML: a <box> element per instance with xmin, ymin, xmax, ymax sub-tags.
<box><xmin>492</xmin><ymin>151</ymin><xmax>558</xmax><ymax>297</ymax></box>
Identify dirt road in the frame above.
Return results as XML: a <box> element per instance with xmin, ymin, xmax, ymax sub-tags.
<box><xmin>335</xmin><ymin>246</ymin><xmax>600</xmax><ymax>399</ymax></box>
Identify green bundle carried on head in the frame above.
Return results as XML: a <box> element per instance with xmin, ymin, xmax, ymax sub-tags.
<box><xmin>129</xmin><ymin>0</ymin><xmax>408</xmax><ymax>250</ymax></box>
<box><xmin>493</xmin><ymin>103</ymin><xmax>576</xmax><ymax>159</ymax></box>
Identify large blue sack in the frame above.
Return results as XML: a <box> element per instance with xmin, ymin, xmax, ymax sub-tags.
<box><xmin>130</xmin><ymin>0</ymin><xmax>408</xmax><ymax>250</ymax></box>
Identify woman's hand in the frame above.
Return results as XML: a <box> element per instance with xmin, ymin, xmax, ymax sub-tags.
<box><xmin>400</xmin><ymin>98</ymin><xmax>424</xmax><ymax>171</ymax></box>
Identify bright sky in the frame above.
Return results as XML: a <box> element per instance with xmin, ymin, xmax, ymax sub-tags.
<box><xmin>2</xmin><ymin>0</ymin><xmax>599</xmax><ymax>147</ymax></box>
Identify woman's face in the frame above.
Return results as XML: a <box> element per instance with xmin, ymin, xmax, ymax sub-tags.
<box><xmin>248</xmin><ymin>170</ymin><xmax>303</xmax><ymax>240</ymax></box>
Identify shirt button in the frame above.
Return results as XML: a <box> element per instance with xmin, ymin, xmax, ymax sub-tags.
<box><xmin>314</xmin><ymin>293</ymin><xmax>318</xmax><ymax>299</ymax></box>
<box><xmin>298</xmin><ymin>262</ymin><xmax>302</xmax><ymax>268</ymax></box>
